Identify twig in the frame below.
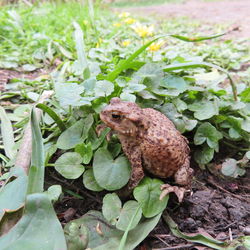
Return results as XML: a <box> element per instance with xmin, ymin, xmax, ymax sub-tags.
<box><xmin>15</xmin><ymin>91</ymin><xmax>54</xmax><ymax>174</ymax></box>
<box><xmin>153</xmin><ymin>243</ymin><xmax>194</xmax><ymax>250</ymax></box>
<box><xmin>207</xmin><ymin>177</ymin><xmax>250</xmax><ymax>202</ymax></box>
<box><xmin>229</xmin><ymin>228</ymin><xmax>233</xmax><ymax>242</ymax></box>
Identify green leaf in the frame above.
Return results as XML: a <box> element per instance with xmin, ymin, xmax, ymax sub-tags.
<box><xmin>133</xmin><ymin>177</ymin><xmax>168</xmax><ymax>218</ymax></box>
<box><xmin>160</xmin><ymin>75</ymin><xmax>188</xmax><ymax>96</ymax></box>
<box><xmin>0</xmin><ymin>107</ymin><xmax>16</xmax><ymax>159</ymax></box>
<box><xmin>65</xmin><ymin>222</ymin><xmax>89</xmax><ymax>250</ymax></box>
<box><xmin>0</xmin><ymin>193</ymin><xmax>67</xmax><ymax>250</ymax></box>
<box><xmin>188</xmin><ymin>101</ymin><xmax>219</xmax><ymax>120</ymax></box>
<box><xmin>194</xmin><ymin>144</ymin><xmax>214</xmax><ymax>165</ymax></box>
<box><xmin>0</xmin><ymin>167</ymin><xmax>27</xmax><ymax>221</ymax></box>
<box><xmin>163</xmin><ymin>213</ymin><xmax>226</xmax><ymax>249</ymax></box>
<box><xmin>194</xmin><ymin>122</ymin><xmax>223</xmax><ymax>150</ymax></box>
<box><xmin>45</xmin><ymin>185</ymin><xmax>62</xmax><ymax>203</ymax></box>
<box><xmin>54</xmin><ymin>81</ymin><xmax>92</xmax><ymax>108</ymax></box>
<box><xmin>102</xmin><ymin>193</ymin><xmax>122</xmax><ymax>225</ymax></box>
<box><xmin>57</xmin><ymin>120</ymin><xmax>84</xmax><ymax>150</ymax></box>
<box><xmin>116</xmin><ymin>200</ymin><xmax>142</xmax><ymax>231</ymax></box>
<box><xmin>93</xmin><ymin>148</ymin><xmax>131</xmax><ymax>191</ymax></box>
<box><xmin>27</xmin><ymin>109</ymin><xmax>45</xmax><ymax>194</ymax></box>
<box><xmin>94</xmin><ymin>80</ymin><xmax>114</xmax><ymax>97</ymax></box>
<box><xmin>82</xmin><ymin>169</ymin><xmax>103</xmax><ymax>192</ymax></box>
<box><xmin>221</xmin><ymin>158</ymin><xmax>246</xmax><ymax>178</ymax></box>
<box><xmin>36</xmin><ymin>103</ymin><xmax>66</xmax><ymax>132</ymax></box>
<box><xmin>55</xmin><ymin>152</ymin><xmax>85</xmax><ymax>179</ymax></box>
<box><xmin>75</xmin><ymin>142</ymin><xmax>93</xmax><ymax>164</ymax></box>
<box><xmin>240</xmin><ymin>87</ymin><xmax>250</xmax><ymax>102</ymax></box>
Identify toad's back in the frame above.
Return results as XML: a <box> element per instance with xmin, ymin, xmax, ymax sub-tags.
<box><xmin>139</xmin><ymin>108</ymin><xmax>190</xmax><ymax>178</ymax></box>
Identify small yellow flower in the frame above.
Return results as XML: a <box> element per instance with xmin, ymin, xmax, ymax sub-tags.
<box><xmin>83</xmin><ymin>20</ymin><xmax>88</xmax><ymax>25</ymax></box>
<box><xmin>113</xmin><ymin>22</ymin><xmax>122</xmax><ymax>27</ymax></box>
<box><xmin>122</xmin><ymin>40</ymin><xmax>131</xmax><ymax>47</ymax></box>
<box><xmin>132</xmin><ymin>24</ymin><xmax>154</xmax><ymax>38</ymax></box>
<box><xmin>148</xmin><ymin>41</ymin><xmax>165</xmax><ymax>52</ymax></box>
<box><xmin>124</xmin><ymin>18</ymin><xmax>136</xmax><ymax>25</ymax></box>
<box><xmin>118</xmin><ymin>12</ymin><xmax>130</xmax><ymax>18</ymax></box>
<box><xmin>96</xmin><ymin>38</ymin><xmax>103</xmax><ymax>48</ymax></box>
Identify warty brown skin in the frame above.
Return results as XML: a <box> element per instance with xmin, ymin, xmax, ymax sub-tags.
<box><xmin>100</xmin><ymin>97</ymin><xmax>192</xmax><ymax>192</ymax></box>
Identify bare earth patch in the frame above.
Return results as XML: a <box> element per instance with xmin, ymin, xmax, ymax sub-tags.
<box><xmin>124</xmin><ymin>0</ymin><xmax>250</xmax><ymax>39</ymax></box>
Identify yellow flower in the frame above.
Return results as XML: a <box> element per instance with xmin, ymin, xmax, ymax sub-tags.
<box><xmin>132</xmin><ymin>24</ymin><xmax>154</xmax><ymax>38</ymax></box>
<box><xmin>83</xmin><ymin>20</ymin><xmax>88</xmax><ymax>25</ymax></box>
<box><xmin>148</xmin><ymin>41</ymin><xmax>165</xmax><ymax>52</ymax></box>
<box><xmin>96</xmin><ymin>38</ymin><xmax>103</xmax><ymax>48</ymax></box>
<box><xmin>124</xmin><ymin>18</ymin><xmax>136</xmax><ymax>25</ymax></box>
<box><xmin>113</xmin><ymin>22</ymin><xmax>122</xmax><ymax>27</ymax></box>
<box><xmin>118</xmin><ymin>12</ymin><xmax>130</xmax><ymax>18</ymax></box>
<box><xmin>122</xmin><ymin>40</ymin><xmax>131</xmax><ymax>47</ymax></box>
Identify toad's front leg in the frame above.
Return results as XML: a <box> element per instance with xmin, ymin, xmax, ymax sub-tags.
<box><xmin>117</xmin><ymin>144</ymin><xmax>144</xmax><ymax>197</ymax></box>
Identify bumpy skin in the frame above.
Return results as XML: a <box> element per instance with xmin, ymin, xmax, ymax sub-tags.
<box><xmin>100</xmin><ymin>97</ymin><xmax>192</xmax><ymax>195</ymax></box>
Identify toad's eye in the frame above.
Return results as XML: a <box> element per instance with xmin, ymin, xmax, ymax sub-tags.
<box><xmin>112</xmin><ymin>114</ymin><xmax>121</xmax><ymax>119</ymax></box>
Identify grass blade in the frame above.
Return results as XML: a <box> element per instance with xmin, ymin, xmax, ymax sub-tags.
<box><xmin>0</xmin><ymin>107</ymin><xmax>16</xmax><ymax>160</ymax></box>
<box><xmin>171</xmin><ymin>32</ymin><xmax>227</xmax><ymax>42</ymax></box>
<box><xmin>73</xmin><ymin>21</ymin><xmax>89</xmax><ymax>74</ymax></box>
<box><xmin>118</xmin><ymin>206</ymin><xmax>141</xmax><ymax>250</ymax></box>
<box><xmin>36</xmin><ymin>103</ymin><xmax>66</xmax><ymax>132</ymax></box>
<box><xmin>27</xmin><ymin>109</ymin><xmax>45</xmax><ymax>194</ymax></box>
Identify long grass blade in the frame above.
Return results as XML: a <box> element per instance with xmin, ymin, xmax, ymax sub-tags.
<box><xmin>36</xmin><ymin>103</ymin><xmax>66</xmax><ymax>132</ymax></box>
<box><xmin>27</xmin><ymin>109</ymin><xmax>45</xmax><ymax>194</ymax></box>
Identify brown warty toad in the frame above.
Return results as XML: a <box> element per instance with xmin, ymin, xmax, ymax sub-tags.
<box><xmin>99</xmin><ymin>97</ymin><xmax>193</xmax><ymax>201</ymax></box>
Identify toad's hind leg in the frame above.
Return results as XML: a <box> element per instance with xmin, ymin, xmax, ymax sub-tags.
<box><xmin>160</xmin><ymin>157</ymin><xmax>192</xmax><ymax>202</ymax></box>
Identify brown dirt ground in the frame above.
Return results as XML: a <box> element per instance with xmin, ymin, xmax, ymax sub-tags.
<box><xmin>124</xmin><ymin>0</ymin><xmax>250</xmax><ymax>39</ymax></box>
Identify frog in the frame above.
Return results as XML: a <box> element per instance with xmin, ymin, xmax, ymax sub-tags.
<box><xmin>99</xmin><ymin>97</ymin><xmax>193</xmax><ymax>202</ymax></box>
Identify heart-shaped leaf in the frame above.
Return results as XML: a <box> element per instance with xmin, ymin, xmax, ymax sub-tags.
<box><xmin>55</xmin><ymin>152</ymin><xmax>85</xmax><ymax>179</ymax></box>
<box><xmin>93</xmin><ymin>148</ymin><xmax>131</xmax><ymax>190</ymax></box>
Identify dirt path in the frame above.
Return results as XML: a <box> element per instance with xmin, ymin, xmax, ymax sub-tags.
<box><xmin>125</xmin><ymin>0</ymin><xmax>250</xmax><ymax>39</ymax></box>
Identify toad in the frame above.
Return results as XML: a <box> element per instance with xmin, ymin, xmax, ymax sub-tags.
<box><xmin>99</xmin><ymin>97</ymin><xmax>193</xmax><ymax>201</ymax></box>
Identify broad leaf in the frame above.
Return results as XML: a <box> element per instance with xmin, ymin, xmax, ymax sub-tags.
<box><xmin>133</xmin><ymin>177</ymin><xmax>168</xmax><ymax>218</ymax></box>
<box><xmin>0</xmin><ymin>193</ymin><xmax>67</xmax><ymax>250</ymax></box>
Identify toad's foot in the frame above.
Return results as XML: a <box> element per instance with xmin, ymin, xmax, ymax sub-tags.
<box><xmin>160</xmin><ymin>184</ymin><xmax>187</xmax><ymax>202</ymax></box>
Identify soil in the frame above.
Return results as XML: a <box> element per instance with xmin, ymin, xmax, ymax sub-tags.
<box><xmin>123</xmin><ymin>0</ymin><xmax>250</xmax><ymax>40</ymax></box>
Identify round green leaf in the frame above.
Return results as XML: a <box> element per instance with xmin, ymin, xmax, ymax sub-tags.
<box><xmin>116</xmin><ymin>200</ymin><xmax>142</xmax><ymax>231</ymax></box>
<box><xmin>55</xmin><ymin>152</ymin><xmax>85</xmax><ymax>179</ymax></box>
<box><xmin>93</xmin><ymin>148</ymin><xmax>131</xmax><ymax>191</ymax></box>
<box><xmin>102</xmin><ymin>193</ymin><xmax>121</xmax><ymax>225</ymax></box>
<box><xmin>194</xmin><ymin>145</ymin><xmax>214</xmax><ymax>165</ymax></box>
<box><xmin>188</xmin><ymin>101</ymin><xmax>218</xmax><ymax>120</ymax></box>
<box><xmin>221</xmin><ymin>158</ymin><xmax>246</xmax><ymax>178</ymax></box>
<box><xmin>83</xmin><ymin>169</ymin><xmax>103</xmax><ymax>192</ymax></box>
<box><xmin>133</xmin><ymin>177</ymin><xmax>168</xmax><ymax>218</ymax></box>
